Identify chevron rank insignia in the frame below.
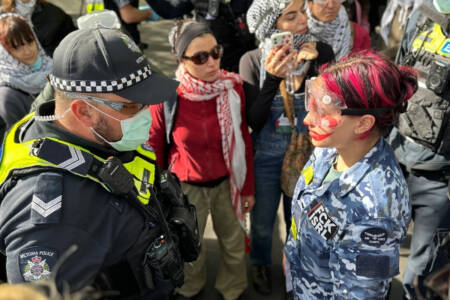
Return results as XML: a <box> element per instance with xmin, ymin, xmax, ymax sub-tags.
<box><xmin>32</xmin><ymin>138</ymin><xmax>93</xmax><ymax>175</ymax></box>
<box><xmin>31</xmin><ymin>173</ymin><xmax>63</xmax><ymax>224</ymax></box>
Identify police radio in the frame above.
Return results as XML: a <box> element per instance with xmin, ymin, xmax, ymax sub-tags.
<box><xmin>426</xmin><ymin>59</ymin><xmax>450</xmax><ymax>94</ymax></box>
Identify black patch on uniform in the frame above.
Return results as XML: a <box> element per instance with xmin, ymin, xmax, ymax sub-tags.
<box><xmin>34</xmin><ymin>138</ymin><xmax>93</xmax><ymax>175</ymax></box>
<box><xmin>140</xmin><ymin>169</ymin><xmax>150</xmax><ymax>194</ymax></box>
<box><xmin>19</xmin><ymin>247</ymin><xmax>58</xmax><ymax>282</ymax></box>
<box><xmin>307</xmin><ymin>202</ymin><xmax>339</xmax><ymax>240</ymax></box>
<box><xmin>31</xmin><ymin>173</ymin><xmax>63</xmax><ymax>224</ymax></box>
<box><xmin>360</xmin><ymin>228</ymin><xmax>388</xmax><ymax>247</ymax></box>
<box><xmin>356</xmin><ymin>254</ymin><xmax>390</xmax><ymax>278</ymax></box>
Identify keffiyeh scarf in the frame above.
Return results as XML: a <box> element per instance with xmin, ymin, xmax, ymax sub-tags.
<box><xmin>176</xmin><ymin>65</ymin><xmax>248</xmax><ymax>230</ymax></box>
<box><xmin>246</xmin><ymin>0</ymin><xmax>316</xmax><ymax>86</ymax></box>
<box><xmin>0</xmin><ymin>13</ymin><xmax>52</xmax><ymax>95</ymax></box>
<box><xmin>307</xmin><ymin>5</ymin><xmax>352</xmax><ymax>60</ymax></box>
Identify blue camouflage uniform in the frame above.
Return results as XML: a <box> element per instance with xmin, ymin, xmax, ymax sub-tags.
<box><xmin>284</xmin><ymin>138</ymin><xmax>411</xmax><ymax>299</ymax></box>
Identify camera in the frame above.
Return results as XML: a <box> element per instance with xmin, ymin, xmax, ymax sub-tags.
<box><xmin>426</xmin><ymin>59</ymin><xmax>450</xmax><ymax>95</ymax></box>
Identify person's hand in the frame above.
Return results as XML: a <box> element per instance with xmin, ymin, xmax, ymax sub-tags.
<box><xmin>139</xmin><ymin>5</ymin><xmax>160</xmax><ymax>21</ymax></box>
<box><xmin>265</xmin><ymin>44</ymin><xmax>298</xmax><ymax>78</ymax></box>
<box><xmin>282</xmin><ymin>252</ymin><xmax>287</xmax><ymax>276</ymax></box>
<box><xmin>241</xmin><ymin>195</ymin><xmax>255</xmax><ymax>214</ymax></box>
<box><xmin>295</xmin><ymin>42</ymin><xmax>318</xmax><ymax>65</ymax></box>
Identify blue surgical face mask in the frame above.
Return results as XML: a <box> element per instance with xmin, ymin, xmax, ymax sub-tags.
<box><xmin>30</xmin><ymin>55</ymin><xmax>42</xmax><ymax>71</ymax></box>
<box><xmin>85</xmin><ymin>101</ymin><xmax>152</xmax><ymax>151</ymax></box>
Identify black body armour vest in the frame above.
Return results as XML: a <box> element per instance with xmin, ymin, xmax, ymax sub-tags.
<box><xmin>397</xmin><ymin>8</ymin><xmax>450</xmax><ymax>154</ymax></box>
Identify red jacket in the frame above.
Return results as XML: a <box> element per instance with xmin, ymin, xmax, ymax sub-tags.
<box><xmin>351</xmin><ymin>21</ymin><xmax>371</xmax><ymax>54</ymax></box>
<box><xmin>149</xmin><ymin>84</ymin><xmax>255</xmax><ymax>196</ymax></box>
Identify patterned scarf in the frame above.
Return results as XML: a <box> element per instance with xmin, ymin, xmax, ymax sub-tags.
<box><xmin>0</xmin><ymin>13</ymin><xmax>52</xmax><ymax>95</ymax></box>
<box><xmin>176</xmin><ymin>65</ymin><xmax>248</xmax><ymax>229</ymax></box>
<box><xmin>306</xmin><ymin>5</ymin><xmax>352</xmax><ymax>60</ymax></box>
<box><xmin>247</xmin><ymin>0</ymin><xmax>316</xmax><ymax>85</ymax></box>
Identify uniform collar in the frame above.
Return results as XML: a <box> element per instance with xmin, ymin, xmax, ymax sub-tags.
<box><xmin>312</xmin><ymin>138</ymin><xmax>386</xmax><ymax>197</ymax></box>
<box><xmin>337</xmin><ymin>138</ymin><xmax>385</xmax><ymax>197</ymax></box>
<box><xmin>27</xmin><ymin>101</ymin><xmax>120</xmax><ymax>158</ymax></box>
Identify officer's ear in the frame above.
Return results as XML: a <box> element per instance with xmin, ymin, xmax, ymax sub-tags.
<box><xmin>70</xmin><ymin>99</ymin><xmax>96</xmax><ymax>127</ymax></box>
<box><xmin>354</xmin><ymin>114</ymin><xmax>376</xmax><ymax>135</ymax></box>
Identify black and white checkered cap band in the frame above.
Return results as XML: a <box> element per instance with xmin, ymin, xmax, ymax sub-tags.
<box><xmin>49</xmin><ymin>65</ymin><xmax>152</xmax><ymax>93</ymax></box>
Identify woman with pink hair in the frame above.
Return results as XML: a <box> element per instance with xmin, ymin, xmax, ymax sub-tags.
<box><xmin>285</xmin><ymin>51</ymin><xmax>417</xmax><ymax>299</ymax></box>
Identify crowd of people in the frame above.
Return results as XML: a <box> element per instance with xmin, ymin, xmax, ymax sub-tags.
<box><xmin>0</xmin><ymin>0</ymin><xmax>448</xmax><ymax>300</ymax></box>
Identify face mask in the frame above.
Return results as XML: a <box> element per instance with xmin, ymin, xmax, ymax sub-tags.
<box><xmin>30</xmin><ymin>55</ymin><xmax>42</xmax><ymax>71</ymax></box>
<box><xmin>15</xmin><ymin>0</ymin><xmax>37</xmax><ymax>19</ymax></box>
<box><xmin>86</xmin><ymin>101</ymin><xmax>152</xmax><ymax>151</ymax></box>
<box><xmin>433</xmin><ymin>0</ymin><xmax>450</xmax><ymax>14</ymax></box>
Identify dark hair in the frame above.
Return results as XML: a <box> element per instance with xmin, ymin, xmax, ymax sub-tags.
<box><xmin>169</xmin><ymin>20</ymin><xmax>213</xmax><ymax>60</ymax></box>
<box><xmin>0</xmin><ymin>15</ymin><xmax>35</xmax><ymax>50</ymax></box>
<box><xmin>320</xmin><ymin>51</ymin><xmax>418</xmax><ymax>133</ymax></box>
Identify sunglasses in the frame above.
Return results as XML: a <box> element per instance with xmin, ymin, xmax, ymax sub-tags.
<box><xmin>65</xmin><ymin>92</ymin><xmax>145</xmax><ymax>115</ymax></box>
<box><xmin>182</xmin><ymin>44</ymin><xmax>223</xmax><ymax>65</ymax></box>
<box><xmin>313</xmin><ymin>0</ymin><xmax>345</xmax><ymax>5</ymax></box>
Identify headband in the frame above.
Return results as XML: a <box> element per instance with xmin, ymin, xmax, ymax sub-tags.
<box><xmin>174</xmin><ymin>22</ymin><xmax>213</xmax><ymax>60</ymax></box>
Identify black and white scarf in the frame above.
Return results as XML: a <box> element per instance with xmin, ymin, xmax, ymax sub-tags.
<box><xmin>0</xmin><ymin>13</ymin><xmax>52</xmax><ymax>95</ymax></box>
<box><xmin>306</xmin><ymin>5</ymin><xmax>352</xmax><ymax>60</ymax></box>
<box><xmin>246</xmin><ymin>0</ymin><xmax>317</xmax><ymax>85</ymax></box>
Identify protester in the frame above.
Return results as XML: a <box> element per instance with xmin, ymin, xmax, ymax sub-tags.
<box><xmin>306</xmin><ymin>0</ymin><xmax>371</xmax><ymax>60</ymax></box>
<box><xmin>387</xmin><ymin>1</ymin><xmax>450</xmax><ymax>299</ymax></box>
<box><xmin>1</xmin><ymin>0</ymin><xmax>76</xmax><ymax>56</ymax></box>
<box><xmin>0</xmin><ymin>27</ymin><xmax>191</xmax><ymax>299</ymax></box>
<box><xmin>149</xmin><ymin>21</ymin><xmax>255</xmax><ymax>300</ymax></box>
<box><xmin>143</xmin><ymin>0</ymin><xmax>256</xmax><ymax>73</ymax></box>
<box><xmin>0</xmin><ymin>13</ymin><xmax>52</xmax><ymax>138</ymax></box>
<box><xmin>284</xmin><ymin>51</ymin><xmax>416</xmax><ymax>299</ymax></box>
<box><xmin>240</xmin><ymin>0</ymin><xmax>334</xmax><ymax>295</ymax></box>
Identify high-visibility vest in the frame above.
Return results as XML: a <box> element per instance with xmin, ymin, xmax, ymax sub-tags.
<box><xmin>0</xmin><ymin>113</ymin><xmax>157</xmax><ymax>205</ymax></box>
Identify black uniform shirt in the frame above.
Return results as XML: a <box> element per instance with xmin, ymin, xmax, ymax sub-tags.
<box><xmin>0</xmin><ymin>101</ymin><xmax>146</xmax><ymax>292</ymax></box>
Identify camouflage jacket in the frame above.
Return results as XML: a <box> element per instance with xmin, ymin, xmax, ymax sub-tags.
<box><xmin>284</xmin><ymin>138</ymin><xmax>411</xmax><ymax>299</ymax></box>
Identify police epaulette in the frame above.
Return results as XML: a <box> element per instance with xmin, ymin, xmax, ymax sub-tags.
<box><xmin>31</xmin><ymin>138</ymin><xmax>97</xmax><ymax>177</ymax></box>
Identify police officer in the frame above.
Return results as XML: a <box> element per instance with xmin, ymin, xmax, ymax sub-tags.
<box><xmin>0</xmin><ymin>27</ymin><xmax>190</xmax><ymax>298</ymax></box>
<box><xmin>387</xmin><ymin>1</ymin><xmax>450</xmax><ymax>299</ymax></box>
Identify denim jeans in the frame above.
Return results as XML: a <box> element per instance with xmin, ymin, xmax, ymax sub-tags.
<box><xmin>250</xmin><ymin>93</ymin><xmax>307</xmax><ymax>266</ymax></box>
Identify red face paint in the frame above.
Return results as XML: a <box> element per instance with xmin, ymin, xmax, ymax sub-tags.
<box><xmin>308</xmin><ymin>130</ymin><xmax>333</xmax><ymax>141</ymax></box>
<box><xmin>320</xmin><ymin>116</ymin><xmax>339</xmax><ymax>128</ymax></box>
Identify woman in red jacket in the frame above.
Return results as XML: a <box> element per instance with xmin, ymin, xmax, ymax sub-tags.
<box><xmin>306</xmin><ymin>0</ymin><xmax>371</xmax><ymax>60</ymax></box>
<box><xmin>148</xmin><ymin>21</ymin><xmax>255</xmax><ymax>300</ymax></box>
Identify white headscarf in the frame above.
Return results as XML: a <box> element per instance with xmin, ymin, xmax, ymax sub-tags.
<box><xmin>0</xmin><ymin>13</ymin><xmax>52</xmax><ymax>95</ymax></box>
<box><xmin>306</xmin><ymin>5</ymin><xmax>352</xmax><ymax>60</ymax></box>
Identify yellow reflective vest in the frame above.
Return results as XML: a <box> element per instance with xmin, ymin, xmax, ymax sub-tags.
<box><xmin>0</xmin><ymin>113</ymin><xmax>157</xmax><ymax>205</ymax></box>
